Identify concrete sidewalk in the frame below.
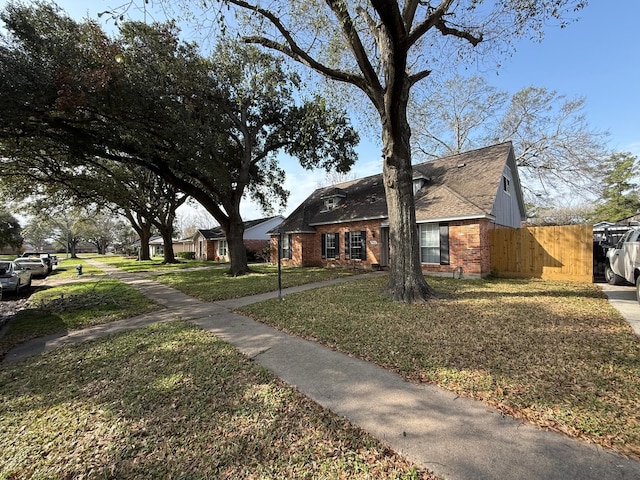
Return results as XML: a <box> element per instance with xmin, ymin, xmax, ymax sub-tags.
<box><xmin>599</xmin><ymin>282</ymin><xmax>640</xmax><ymax>336</ymax></box>
<box><xmin>3</xmin><ymin>260</ymin><xmax>640</xmax><ymax>480</ymax></box>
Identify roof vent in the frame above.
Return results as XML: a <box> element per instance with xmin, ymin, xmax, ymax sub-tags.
<box><xmin>457</xmin><ymin>163</ymin><xmax>466</xmax><ymax>168</ymax></box>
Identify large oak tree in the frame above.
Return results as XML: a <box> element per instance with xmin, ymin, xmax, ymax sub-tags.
<box><xmin>155</xmin><ymin>0</ymin><xmax>587</xmax><ymax>301</ymax></box>
<box><xmin>0</xmin><ymin>3</ymin><xmax>358</xmax><ymax>275</ymax></box>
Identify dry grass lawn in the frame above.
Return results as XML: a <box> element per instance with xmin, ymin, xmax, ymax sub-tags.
<box><xmin>0</xmin><ymin>322</ymin><xmax>433</xmax><ymax>479</ymax></box>
<box><xmin>238</xmin><ymin>275</ymin><xmax>640</xmax><ymax>459</ymax></box>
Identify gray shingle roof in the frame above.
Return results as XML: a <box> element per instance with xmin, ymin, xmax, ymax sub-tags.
<box><xmin>276</xmin><ymin>142</ymin><xmax>519</xmax><ymax>233</ymax></box>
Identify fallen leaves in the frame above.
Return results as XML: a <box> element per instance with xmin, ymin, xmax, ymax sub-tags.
<box><xmin>241</xmin><ymin>275</ymin><xmax>640</xmax><ymax>459</ymax></box>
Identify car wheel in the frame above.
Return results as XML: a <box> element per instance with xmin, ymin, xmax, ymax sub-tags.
<box><xmin>605</xmin><ymin>264</ymin><xmax>625</xmax><ymax>285</ymax></box>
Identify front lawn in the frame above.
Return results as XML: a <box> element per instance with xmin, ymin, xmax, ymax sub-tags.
<box><xmin>238</xmin><ymin>275</ymin><xmax>640</xmax><ymax>459</ymax></box>
<box><xmin>96</xmin><ymin>254</ymin><xmax>214</xmax><ymax>272</ymax></box>
<box><xmin>155</xmin><ymin>265</ymin><xmax>360</xmax><ymax>301</ymax></box>
<box><xmin>48</xmin><ymin>256</ymin><xmax>106</xmax><ymax>278</ymax></box>
<box><xmin>0</xmin><ymin>321</ymin><xmax>433</xmax><ymax>479</ymax></box>
<box><xmin>0</xmin><ymin>279</ymin><xmax>161</xmax><ymax>357</ymax></box>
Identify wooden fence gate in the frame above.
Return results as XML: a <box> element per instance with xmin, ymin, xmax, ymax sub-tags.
<box><xmin>490</xmin><ymin>224</ymin><xmax>593</xmax><ymax>282</ymax></box>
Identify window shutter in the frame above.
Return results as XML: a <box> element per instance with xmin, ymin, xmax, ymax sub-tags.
<box><xmin>335</xmin><ymin>232</ymin><xmax>340</xmax><ymax>259</ymax></box>
<box><xmin>439</xmin><ymin>224</ymin><xmax>450</xmax><ymax>265</ymax></box>
<box><xmin>361</xmin><ymin>231</ymin><xmax>367</xmax><ymax>260</ymax></box>
<box><xmin>344</xmin><ymin>232</ymin><xmax>350</xmax><ymax>260</ymax></box>
<box><xmin>288</xmin><ymin>234</ymin><xmax>293</xmax><ymax>259</ymax></box>
<box><xmin>321</xmin><ymin>234</ymin><xmax>326</xmax><ymax>259</ymax></box>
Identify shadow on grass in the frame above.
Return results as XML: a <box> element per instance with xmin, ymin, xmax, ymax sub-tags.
<box><xmin>240</xmin><ymin>274</ymin><xmax>640</xmax><ymax>457</ymax></box>
<box><xmin>0</xmin><ymin>322</ymin><xmax>427</xmax><ymax>479</ymax></box>
<box><xmin>0</xmin><ymin>308</ymin><xmax>68</xmax><ymax>358</ymax></box>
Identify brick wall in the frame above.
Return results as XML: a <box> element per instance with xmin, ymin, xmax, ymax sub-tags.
<box><xmin>270</xmin><ymin>220</ymin><xmax>384</xmax><ymax>269</ymax></box>
<box><xmin>421</xmin><ymin>219</ymin><xmax>494</xmax><ymax>277</ymax></box>
<box><xmin>272</xmin><ymin>218</ymin><xmax>495</xmax><ymax>277</ymax></box>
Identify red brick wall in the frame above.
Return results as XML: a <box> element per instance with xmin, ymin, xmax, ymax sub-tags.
<box><xmin>271</xmin><ymin>220</ymin><xmax>384</xmax><ymax>269</ymax></box>
<box><xmin>272</xmin><ymin>218</ymin><xmax>496</xmax><ymax>277</ymax></box>
<box><xmin>420</xmin><ymin>219</ymin><xmax>494</xmax><ymax>277</ymax></box>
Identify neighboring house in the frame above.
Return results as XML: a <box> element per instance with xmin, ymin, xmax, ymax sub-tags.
<box><xmin>192</xmin><ymin>216</ymin><xmax>284</xmax><ymax>261</ymax></box>
<box><xmin>270</xmin><ymin>142</ymin><xmax>526</xmax><ymax>277</ymax></box>
<box><xmin>149</xmin><ymin>236</ymin><xmax>164</xmax><ymax>257</ymax></box>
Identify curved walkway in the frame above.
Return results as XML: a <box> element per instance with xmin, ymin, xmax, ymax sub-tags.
<box><xmin>3</xmin><ymin>260</ymin><xmax>640</xmax><ymax>480</ymax></box>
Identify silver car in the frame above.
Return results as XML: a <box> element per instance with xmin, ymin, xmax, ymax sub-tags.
<box><xmin>0</xmin><ymin>260</ymin><xmax>32</xmax><ymax>294</ymax></box>
<box><xmin>13</xmin><ymin>257</ymin><xmax>48</xmax><ymax>278</ymax></box>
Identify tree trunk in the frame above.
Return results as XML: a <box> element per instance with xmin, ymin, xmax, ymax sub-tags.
<box><xmin>138</xmin><ymin>226</ymin><xmax>152</xmax><ymax>261</ymax></box>
<box><xmin>383</xmin><ymin>152</ymin><xmax>436</xmax><ymax>302</ymax></box>
<box><xmin>225</xmin><ymin>215</ymin><xmax>249</xmax><ymax>276</ymax></box>
<box><xmin>69</xmin><ymin>239</ymin><xmax>79</xmax><ymax>258</ymax></box>
<box><xmin>379</xmin><ymin>35</ymin><xmax>435</xmax><ymax>303</ymax></box>
<box><xmin>158</xmin><ymin>226</ymin><xmax>177</xmax><ymax>264</ymax></box>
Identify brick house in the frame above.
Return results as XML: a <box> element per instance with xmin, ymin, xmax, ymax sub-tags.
<box><xmin>192</xmin><ymin>216</ymin><xmax>284</xmax><ymax>261</ymax></box>
<box><xmin>270</xmin><ymin>142</ymin><xmax>525</xmax><ymax>277</ymax></box>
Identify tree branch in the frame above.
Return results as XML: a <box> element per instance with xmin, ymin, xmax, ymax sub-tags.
<box><xmin>227</xmin><ymin>0</ymin><xmax>383</xmax><ymax>106</ymax></box>
<box><xmin>407</xmin><ymin>0</ymin><xmax>482</xmax><ymax>48</ymax></box>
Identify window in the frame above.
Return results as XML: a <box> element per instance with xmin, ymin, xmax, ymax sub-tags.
<box><xmin>281</xmin><ymin>233</ymin><xmax>292</xmax><ymax>259</ymax></box>
<box><xmin>322</xmin><ymin>197</ymin><xmax>337</xmax><ymax>211</ymax></box>
<box><xmin>419</xmin><ymin>223</ymin><xmax>450</xmax><ymax>265</ymax></box>
<box><xmin>345</xmin><ymin>231</ymin><xmax>366</xmax><ymax>260</ymax></box>
<box><xmin>419</xmin><ymin>224</ymin><xmax>439</xmax><ymax>264</ymax></box>
<box><xmin>503</xmin><ymin>175</ymin><xmax>511</xmax><ymax>194</ymax></box>
<box><xmin>321</xmin><ymin>233</ymin><xmax>339</xmax><ymax>259</ymax></box>
<box><xmin>218</xmin><ymin>239</ymin><xmax>228</xmax><ymax>257</ymax></box>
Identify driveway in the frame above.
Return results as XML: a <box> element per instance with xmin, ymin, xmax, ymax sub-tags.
<box><xmin>599</xmin><ymin>282</ymin><xmax>640</xmax><ymax>336</ymax></box>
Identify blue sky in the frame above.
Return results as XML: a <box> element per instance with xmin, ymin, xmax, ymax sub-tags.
<box><xmin>2</xmin><ymin>1</ymin><xmax>638</xmax><ymax>220</ymax></box>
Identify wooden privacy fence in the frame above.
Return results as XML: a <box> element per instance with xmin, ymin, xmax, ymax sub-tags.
<box><xmin>490</xmin><ymin>224</ymin><xmax>593</xmax><ymax>282</ymax></box>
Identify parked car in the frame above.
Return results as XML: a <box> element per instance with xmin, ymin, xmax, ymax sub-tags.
<box><xmin>0</xmin><ymin>260</ymin><xmax>32</xmax><ymax>294</ymax></box>
<box><xmin>604</xmin><ymin>227</ymin><xmax>640</xmax><ymax>303</ymax></box>
<box><xmin>21</xmin><ymin>252</ymin><xmax>53</xmax><ymax>273</ymax></box>
<box><xmin>14</xmin><ymin>257</ymin><xmax>49</xmax><ymax>277</ymax></box>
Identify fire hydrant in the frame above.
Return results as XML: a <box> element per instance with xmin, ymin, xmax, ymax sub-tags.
<box><xmin>76</xmin><ymin>264</ymin><xmax>83</xmax><ymax>276</ymax></box>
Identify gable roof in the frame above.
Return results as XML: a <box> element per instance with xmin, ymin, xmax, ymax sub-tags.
<box><xmin>196</xmin><ymin>216</ymin><xmax>283</xmax><ymax>240</ymax></box>
<box><xmin>274</xmin><ymin>142</ymin><xmax>524</xmax><ymax>233</ymax></box>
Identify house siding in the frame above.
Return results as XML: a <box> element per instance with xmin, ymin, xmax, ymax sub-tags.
<box><xmin>491</xmin><ymin>164</ymin><xmax>521</xmax><ymax>227</ymax></box>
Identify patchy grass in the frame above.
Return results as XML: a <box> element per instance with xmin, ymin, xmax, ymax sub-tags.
<box><xmin>0</xmin><ymin>321</ymin><xmax>434</xmax><ymax>479</ymax></box>
<box><xmin>238</xmin><ymin>275</ymin><xmax>640</xmax><ymax>459</ymax></box>
<box><xmin>155</xmin><ymin>265</ymin><xmax>361</xmax><ymax>301</ymax></box>
<box><xmin>0</xmin><ymin>280</ymin><xmax>161</xmax><ymax>357</ymax></box>
<box><xmin>95</xmin><ymin>254</ymin><xmax>214</xmax><ymax>273</ymax></box>
<box><xmin>47</xmin><ymin>257</ymin><xmax>106</xmax><ymax>278</ymax></box>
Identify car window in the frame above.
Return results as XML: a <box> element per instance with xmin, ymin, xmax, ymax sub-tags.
<box><xmin>0</xmin><ymin>262</ymin><xmax>10</xmax><ymax>270</ymax></box>
<box><xmin>617</xmin><ymin>231</ymin><xmax>633</xmax><ymax>248</ymax></box>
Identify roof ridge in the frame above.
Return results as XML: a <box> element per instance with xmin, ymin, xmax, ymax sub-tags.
<box><xmin>411</xmin><ymin>141</ymin><xmax>512</xmax><ymax>169</ymax></box>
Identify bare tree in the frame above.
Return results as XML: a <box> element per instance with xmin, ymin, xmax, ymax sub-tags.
<box><xmin>412</xmin><ymin>75</ymin><xmax>609</xmax><ymax>200</ymax></box>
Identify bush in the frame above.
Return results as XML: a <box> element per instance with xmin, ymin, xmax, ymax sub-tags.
<box><xmin>177</xmin><ymin>251</ymin><xmax>195</xmax><ymax>260</ymax></box>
